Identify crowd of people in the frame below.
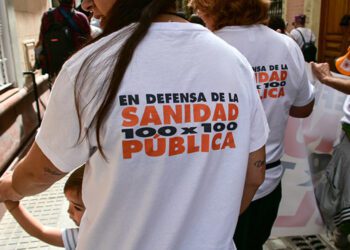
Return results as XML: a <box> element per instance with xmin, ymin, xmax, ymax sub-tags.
<box><xmin>0</xmin><ymin>0</ymin><xmax>349</xmax><ymax>249</ymax></box>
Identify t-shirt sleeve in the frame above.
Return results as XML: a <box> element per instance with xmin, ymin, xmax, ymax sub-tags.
<box><xmin>290</xmin><ymin>29</ymin><xmax>300</xmax><ymax>43</ymax></box>
<box><xmin>61</xmin><ymin>228</ymin><xmax>79</xmax><ymax>250</ymax></box>
<box><xmin>36</xmin><ymin>67</ymin><xmax>90</xmax><ymax>173</ymax></box>
<box><xmin>246</xmin><ymin>68</ymin><xmax>270</xmax><ymax>152</ymax></box>
<box><xmin>290</xmin><ymin>29</ymin><xmax>303</xmax><ymax>48</ymax></box>
<box><xmin>288</xmin><ymin>40</ymin><xmax>315</xmax><ymax>107</ymax></box>
<box><xmin>290</xmin><ymin>29</ymin><xmax>297</xmax><ymax>41</ymax></box>
<box><xmin>249</xmin><ymin>92</ymin><xmax>269</xmax><ymax>152</ymax></box>
<box><xmin>293</xmin><ymin>68</ymin><xmax>315</xmax><ymax>107</ymax></box>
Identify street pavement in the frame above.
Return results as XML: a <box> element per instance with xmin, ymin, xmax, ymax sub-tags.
<box><xmin>0</xmin><ymin>176</ymin><xmax>337</xmax><ymax>250</ymax></box>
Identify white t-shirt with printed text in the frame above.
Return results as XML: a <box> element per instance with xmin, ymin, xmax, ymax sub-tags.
<box><xmin>36</xmin><ymin>22</ymin><xmax>268</xmax><ymax>250</ymax></box>
<box><xmin>216</xmin><ymin>25</ymin><xmax>314</xmax><ymax>199</ymax></box>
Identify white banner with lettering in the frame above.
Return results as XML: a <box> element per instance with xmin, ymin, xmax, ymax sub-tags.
<box><xmin>271</xmin><ymin>64</ymin><xmax>348</xmax><ymax>236</ymax></box>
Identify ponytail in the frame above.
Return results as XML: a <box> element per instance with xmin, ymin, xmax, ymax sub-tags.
<box><xmin>74</xmin><ymin>0</ymin><xmax>176</xmax><ymax>159</ymax></box>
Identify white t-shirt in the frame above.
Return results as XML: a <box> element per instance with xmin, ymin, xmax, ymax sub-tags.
<box><xmin>90</xmin><ymin>25</ymin><xmax>102</xmax><ymax>38</ymax></box>
<box><xmin>62</xmin><ymin>228</ymin><xmax>79</xmax><ymax>250</ymax></box>
<box><xmin>341</xmin><ymin>96</ymin><xmax>350</xmax><ymax>125</ymax></box>
<box><xmin>216</xmin><ymin>25</ymin><xmax>314</xmax><ymax>199</ymax></box>
<box><xmin>290</xmin><ymin>27</ymin><xmax>316</xmax><ymax>49</ymax></box>
<box><xmin>36</xmin><ymin>22</ymin><xmax>268</xmax><ymax>250</ymax></box>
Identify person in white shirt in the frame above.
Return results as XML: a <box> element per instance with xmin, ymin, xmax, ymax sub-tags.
<box><xmin>190</xmin><ymin>0</ymin><xmax>315</xmax><ymax>249</ymax></box>
<box><xmin>290</xmin><ymin>14</ymin><xmax>317</xmax><ymax>62</ymax></box>
<box><xmin>0</xmin><ymin>0</ymin><xmax>269</xmax><ymax>250</ymax></box>
<box><xmin>4</xmin><ymin>166</ymin><xmax>85</xmax><ymax>250</ymax></box>
<box><xmin>290</xmin><ymin>14</ymin><xmax>316</xmax><ymax>49</ymax></box>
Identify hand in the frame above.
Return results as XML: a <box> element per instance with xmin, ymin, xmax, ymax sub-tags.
<box><xmin>0</xmin><ymin>171</ymin><xmax>23</xmax><ymax>202</ymax></box>
<box><xmin>311</xmin><ymin>62</ymin><xmax>332</xmax><ymax>84</ymax></box>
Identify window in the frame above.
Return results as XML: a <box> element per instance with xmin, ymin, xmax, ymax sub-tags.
<box><xmin>269</xmin><ymin>0</ymin><xmax>283</xmax><ymax>17</ymax></box>
<box><xmin>0</xmin><ymin>22</ymin><xmax>10</xmax><ymax>91</ymax></box>
<box><xmin>0</xmin><ymin>0</ymin><xmax>22</xmax><ymax>93</ymax></box>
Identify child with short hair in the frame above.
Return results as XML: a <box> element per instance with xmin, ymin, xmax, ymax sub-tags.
<box><xmin>4</xmin><ymin>166</ymin><xmax>85</xmax><ymax>249</ymax></box>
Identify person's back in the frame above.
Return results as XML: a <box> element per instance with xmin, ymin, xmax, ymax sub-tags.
<box><xmin>38</xmin><ymin>0</ymin><xmax>90</xmax><ymax>76</ymax></box>
<box><xmin>216</xmin><ymin>20</ymin><xmax>314</xmax><ymax>250</ymax></box>
<box><xmin>291</xmin><ymin>27</ymin><xmax>315</xmax><ymax>47</ymax></box>
<box><xmin>216</xmin><ymin>25</ymin><xmax>313</xmax><ymax>189</ymax></box>
<box><xmin>45</xmin><ymin>20</ymin><xmax>267</xmax><ymax>250</ymax></box>
<box><xmin>188</xmin><ymin>1</ymin><xmax>314</xmax><ymax>249</ymax></box>
<box><xmin>0</xmin><ymin>1</ymin><xmax>268</xmax><ymax>250</ymax></box>
<box><xmin>290</xmin><ymin>14</ymin><xmax>317</xmax><ymax>62</ymax></box>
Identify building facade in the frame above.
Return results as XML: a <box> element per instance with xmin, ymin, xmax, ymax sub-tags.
<box><xmin>0</xmin><ymin>0</ymin><xmax>52</xmax><ymax>173</ymax></box>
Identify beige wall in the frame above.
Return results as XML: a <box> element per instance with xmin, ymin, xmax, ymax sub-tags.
<box><xmin>304</xmin><ymin>0</ymin><xmax>322</xmax><ymax>47</ymax></box>
<box><xmin>284</xmin><ymin>0</ymin><xmax>322</xmax><ymax>46</ymax></box>
<box><xmin>12</xmin><ymin>0</ymin><xmax>50</xmax><ymax>72</ymax></box>
<box><xmin>285</xmin><ymin>0</ymin><xmax>305</xmax><ymax>32</ymax></box>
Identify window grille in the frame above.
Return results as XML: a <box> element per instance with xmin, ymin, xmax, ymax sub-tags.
<box><xmin>0</xmin><ymin>22</ymin><xmax>10</xmax><ymax>91</ymax></box>
<box><xmin>176</xmin><ymin>0</ymin><xmax>185</xmax><ymax>11</ymax></box>
<box><xmin>269</xmin><ymin>0</ymin><xmax>283</xmax><ymax>17</ymax></box>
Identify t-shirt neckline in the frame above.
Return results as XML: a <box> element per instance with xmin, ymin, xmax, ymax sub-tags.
<box><xmin>149</xmin><ymin>22</ymin><xmax>207</xmax><ymax>32</ymax></box>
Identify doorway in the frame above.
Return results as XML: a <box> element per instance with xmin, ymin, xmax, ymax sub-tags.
<box><xmin>318</xmin><ymin>0</ymin><xmax>350</xmax><ymax>72</ymax></box>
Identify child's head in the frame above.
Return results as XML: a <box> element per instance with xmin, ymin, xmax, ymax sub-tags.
<box><xmin>64</xmin><ymin>166</ymin><xmax>85</xmax><ymax>226</ymax></box>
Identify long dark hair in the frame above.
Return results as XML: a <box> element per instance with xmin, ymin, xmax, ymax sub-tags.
<box><xmin>74</xmin><ymin>0</ymin><xmax>176</xmax><ymax>159</ymax></box>
<box><xmin>268</xmin><ymin>16</ymin><xmax>286</xmax><ymax>34</ymax></box>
